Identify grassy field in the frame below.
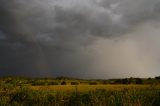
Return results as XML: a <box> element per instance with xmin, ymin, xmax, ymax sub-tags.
<box><xmin>1</xmin><ymin>77</ymin><xmax>160</xmax><ymax>106</ymax></box>
<box><xmin>30</xmin><ymin>84</ymin><xmax>160</xmax><ymax>92</ymax></box>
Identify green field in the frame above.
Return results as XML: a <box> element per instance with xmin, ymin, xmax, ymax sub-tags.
<box><xmin>1</xmin><ymin>77</ymin><xmax>160</xmax><ymax>106</ymax></box>
<box><xmin>30</xmin><ymin>84</ymin><xmax>160</xmax><ymax>92</ymax></box>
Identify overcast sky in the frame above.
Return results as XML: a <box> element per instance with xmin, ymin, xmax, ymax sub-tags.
<box><xmin>0</xmin><ymin>0</ymin><xmax>160</xmax><ymax>78</ymax></box>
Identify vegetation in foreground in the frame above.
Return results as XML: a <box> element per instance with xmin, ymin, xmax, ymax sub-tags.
<box><xmin>1</xmin><ymin>76</ymin><xmax>160</xmax><ymax>106</ymax></box>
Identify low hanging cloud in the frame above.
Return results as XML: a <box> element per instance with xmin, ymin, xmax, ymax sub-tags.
<box><xmin>0</xmin><ymin>0</ymin><xmax>160</xmax><ymax>78</ymax></box>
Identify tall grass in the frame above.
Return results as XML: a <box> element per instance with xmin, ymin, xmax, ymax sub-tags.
<box><xmin>0</xmin><ymin>84</ymin><xmax>160</xmax><ymax>106</ymax></box>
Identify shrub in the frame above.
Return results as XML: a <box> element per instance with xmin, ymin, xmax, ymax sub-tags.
<box><xmin>89</xmin><ymin>82</ymin><xmax>97</xmax><ymax>85</ymax></box>
<box><xmin>61</xmin><ymin>81</ymin><xmax>67</xmax><ymax>85</ymax></box>
<box><xmin>71</xmin><ymin>82</ymin><xmax>79</xmax><ymax>85</ymax></box>
<box><xmin>155</xmin><ymin>76</ymin><xmax>160</xmax><ymax>80</ymax></box>
<box><xmin>135</xmin><ymin>78</ymin><xmax>143</xmax><ymax>84</ymax></box>
<box><xmin>122</xmin><ymin>78</ymin><xmax>129</xmax><ymax>84</ymax></box>
<box><xmin>48</xmin><ymin>82</ymin><xmax>59</xmax><ymax>85</ymax></box>
<box><xmin>31</xmin><ymin>81</ymin><xmax>47</xmax><ymax>86</ymax></box>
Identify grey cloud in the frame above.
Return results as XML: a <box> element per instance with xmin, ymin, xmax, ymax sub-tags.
<box><xmin>0</xmin><ymin>31</ymin><xmax>6</xmax><ymax>40</ymax></box>
<box><xmin>0</xmin><ymin>0</ymin><xmax>160</xmax><ymax>78</ymax></box>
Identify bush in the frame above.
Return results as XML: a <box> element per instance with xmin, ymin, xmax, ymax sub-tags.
<box><xmin>48</xmin><ymin>82</ymin><xmax>59</xmax><ymax>85</ymax></box>
<box><xmin>31</xmin><ymin>81</ymin><xmax>47</xmax><ymax>86</ymax></box>
<box><xmin>89</xmin><ymin>82</ymin><xmax>97</xmax><ymax>85</ymax></box>
<box><xmin>71</xmin><ymin>82</ymin><xmax>79</xmax><ymax>85</ymax></box>
<box><xmin>135</xmin><ymin>78</ymin><xmax>143</xmax><ymax>84</ymax></box>
<box><xmin>61</xmin><ymin>81</ymin><xmax>67</xmax><ymax>85</ymax></box>
<box><xmin>114</xmin><ymin>79</ymin><xmax>129</xmax><ymax>84</ymax></box>
<box><xmin>155</xmin><ymin>76</ymin><xmax>160</xmax><ymax>80</ymax></box>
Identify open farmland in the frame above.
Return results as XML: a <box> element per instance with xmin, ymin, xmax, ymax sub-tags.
<box><xmin>1</xmin><ymin>77</ymin><xmax>160</xmax><ymax>106</ymax></box>
<box><xmin>30</xmin><ymin>84</ymin><xmax>160</xmax><ymax>92</ymax></box>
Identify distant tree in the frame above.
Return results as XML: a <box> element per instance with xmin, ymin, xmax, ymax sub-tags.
<box><xmin>71</xmin><ymin>82</ymin><xmax>79</xmax><ymax>85</ymax></box>
<box><xmin>56</xmin><ymin>76</ymin><xmax>79</xmax><ymax>80</ymax></box>
<box><xmin>31</xmin><ymin>81</ymin><xmax>47</xmax><ymax>86</ymax></box>
<box><xmin>122</xmin><ymin>78</ymin><xmax>129</xmax><ymax>84</ymax></box>
<box><xmin>155</xmin><ymin>76</ymin><xmax>160</xmax><ymax>80</ymax></box>
<box><xmin>48</xmin><ymin>82</ymin><xmax>59</xmax><ymax>85</ymax></box>
<box><xmin>56</xmin><ymin>76</ymin><xmax>66</xmax><ymax>80</ymax></box>
<box><xmin>128</xmin><ymin>77</ymin><xmax>133</xmax><ymax>84</ymax></box>
<box><xmin>61</xmin><ymin>81</ymin><xmax>67</xmax><ymax>85</ymax></box>
<box><xmin>102</xmin><ymin>80</ymin><xmax>108</xmax><ymax>84</ymax></box>
<box><xmin>114</xmin><ymin>79</ymin><xmax>122</xmax><ymax>84</ymax></box>
<box><xmin>89</xmin><ymin>82</ymin><xmax>97</xmax><ymax>85</ymax></box>
<box><xmin>135</xmin><ymin>78</ymin><xmax>143</xmax><ymax>84</ymax></box>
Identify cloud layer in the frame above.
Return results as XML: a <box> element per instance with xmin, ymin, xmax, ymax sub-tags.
<box><xmin>0</xmin><ymin>0</ymin><xmax>160</xmax><ymax>78</ymax></box>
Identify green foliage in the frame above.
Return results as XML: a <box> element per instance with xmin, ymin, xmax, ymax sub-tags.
<box><xmin>1</xmin><ymin>77</ymin><xmax>160</xmax><ymax>105</ymax></box>
<box><xmin>0</xmin><ymin>84</ymin><xmax>160</xmax><ymax>106</ymax></box>
<box><xmin>56</xmin><ymin>76</ymin><xmax>80</xmax><ymax>80</ymax></box>
<box><xmin>155</xmin><ymin>76</ymin><xmax>160</xmax><ymax>80</ymax></box>
<box><xmin>114</xmin><ymin>78</ymin><xmax>144</xmax><ymax>84</ymax></box>
<box><xmin>70</xmin><ymin>82</ymin><xmax>79</xmax><ymax>85</ymax></box>
<box><xmin>31</xmin><ymin>80</ymin><xmax>59</xmax><ymax>86</ymax></box>
<box><xmin>135</xmin><ymin>78</ymin><xmax>143</xmax><ymax>84</ymax></box>
<box><xmin>88</xmin><ymin>82</ymin><xmax>97</xmax><ymax>85</ymax></box>
<box><xmin>48</xmin><ymin>82</ymin><xmax>59</xmax><ymax>85</ymax></box>
<box><xmin>61</xmin><ymin>81</ymin><xmax>67</xmax><ymax>85</ymax></box>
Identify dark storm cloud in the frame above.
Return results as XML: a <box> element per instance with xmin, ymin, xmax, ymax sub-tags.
<box><xmin>0</xmin><ymin>0</ymin><xmax>160</xmax><ymax>78</ymax></box>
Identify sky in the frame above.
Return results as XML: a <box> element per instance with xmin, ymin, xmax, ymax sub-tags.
<box><xmin>0</xmin><ymin>0</ymin><xmax>160</xmax><ymax>78</ymax></box>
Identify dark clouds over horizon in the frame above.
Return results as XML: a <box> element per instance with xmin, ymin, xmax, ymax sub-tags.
<box><xmin>1</xmin><ymin>0</ymin><xmax>160</xmax><ymax>78</ymax></box>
